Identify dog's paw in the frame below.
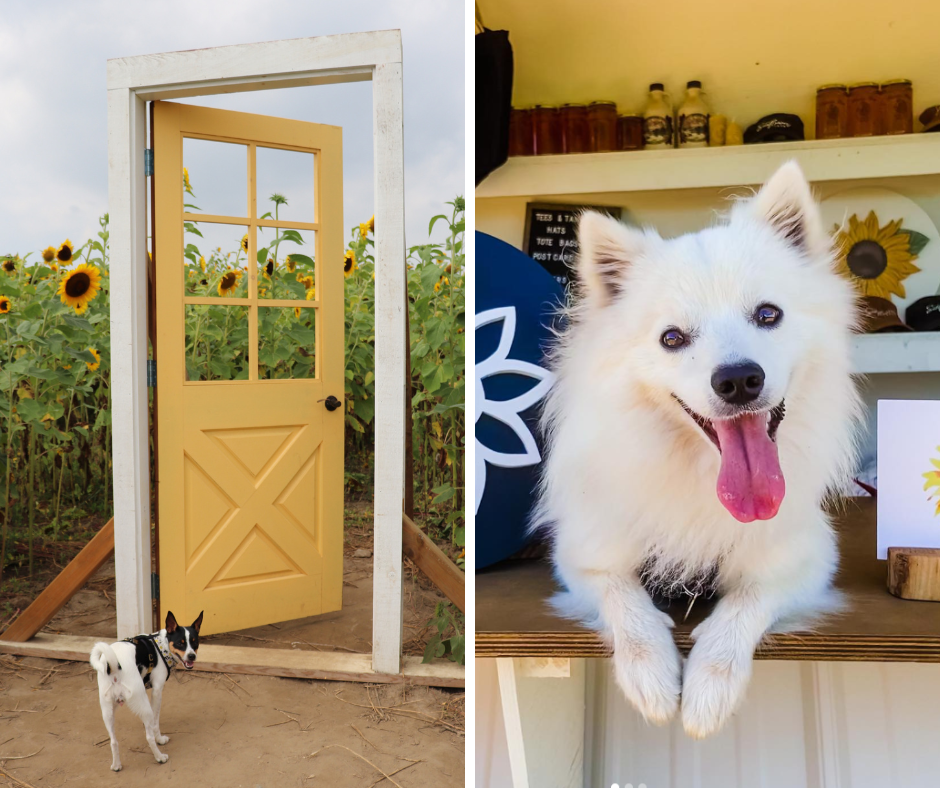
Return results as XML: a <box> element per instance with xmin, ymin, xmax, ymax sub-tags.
<box><xmin>681</xmin><ymin>637</ymin><xmax>752</xmax><ymax>739</ymax></box>
<box><xmin>110</xmin><ymin>762</ymin><xmax>122</xmax><ymax>772</ymax></box>
<box><xmin>155</xmin><ymin>753</ymin><xmax>169</xmax><ymax>764</ymax></box>
<box><xmin>156</xmin><ymin>734</ymin><xmax>169</xmax><ymax>745</ymax></box>
<box><xmin>612</xmin><ymin>637</ymin><xmax>681</xmax><ymax>725</ymax></box>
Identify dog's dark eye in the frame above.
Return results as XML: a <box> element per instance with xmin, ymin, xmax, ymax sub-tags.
<box><xmin>754</xmin><ymin>304</ymin><xmax>783</xmax><ymax>327</ymax></box>
<box><xmin>660</xmin><ymin>328</ymin><xmax>687</xmax><ymax>350</ymax></box>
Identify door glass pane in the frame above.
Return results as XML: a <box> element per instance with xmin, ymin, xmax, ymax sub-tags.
<box><xmin>183</xmin><ymin>222</ymin><xmax>250</xmax><ymax>299</ymax></box>
<box><xmin>256</xmin><ymin>228</ymin><xmax>315</xmax><ymax>299</ymax></box>
<box><xmin>256</xmin><ymin>147</ymin><xmax>315</xmax><ymax>223</ymax></box>
<box><xmin>258</xmin><ymin>307</ymin><xmax>316</xmax><ymax>380</ymax></box>
<box><xmin>182</xmin><ymin>138</ymin><xmax>248</xmax><ymax>217</ymax></box>
<box><xmin>184</xmin><ymin>305</ymin><xmax>250</xmax><ymax>381</ymax></box>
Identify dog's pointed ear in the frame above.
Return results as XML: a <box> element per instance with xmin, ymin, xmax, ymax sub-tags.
<box><xmin>577</xmin><ymin>210</ymin><xmax>648</xmax><ymax>306</ymax></box>
<box><xmin>750</xmin><ymin>160</ymin><xmax>827</xmax><ymax>256</ymax></box>
<box><xmin>192</xmin><ymin>611</ymin><xmax>204</xmax><ymax>634</ymax></box>
<box><xmin>165</xmin><ymin>611</ymin><xmax>178</xmax><ymax>634</ymax></box>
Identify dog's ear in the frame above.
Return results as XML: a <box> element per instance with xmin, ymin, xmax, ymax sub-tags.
<box><xmin>165</xmin><ymin>611</ymin><xmax>178</xmax><ymax>634</ymax></box>
<box><xmin>749</xmin><ymin>160</ymin><xmax>827</xmax><ymax>257</ymax></box>
<box><xmin>577</xmin><ymin>210</ymin><xmax>648</xmax><ymax>306</ymax></box>
<box><xmin>192</xmin><ymin>611</ymin><xmax>204</xmax><ymax>634</ymax></box>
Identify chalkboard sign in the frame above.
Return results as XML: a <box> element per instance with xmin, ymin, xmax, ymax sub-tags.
<box><xmin>522</xmin><ymin>202</ymin><xmax>622</xmax><ymax>289</ymax></box>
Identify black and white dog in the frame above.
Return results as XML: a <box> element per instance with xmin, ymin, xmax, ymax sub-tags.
<box><xmin>90</xmin><ymin>611</ymin><xmax>203</xmax><ymax>771</ymax></box>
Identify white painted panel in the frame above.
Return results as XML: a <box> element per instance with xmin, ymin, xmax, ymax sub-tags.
<box><xmin>477</xmin><ymin>659</ymin><xmax>514</xmax><ymax>788</ymax></box>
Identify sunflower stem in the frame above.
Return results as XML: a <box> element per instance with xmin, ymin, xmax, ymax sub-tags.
<box><xmin>27</xmin><ymin>420</ymin><xmax>36</xmax><ymax>578</ymax></box>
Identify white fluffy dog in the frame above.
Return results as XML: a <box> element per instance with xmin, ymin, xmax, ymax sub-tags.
<box><xmin>534</xmin><ymin>162</ymin><xmax>861</xmax><ymax>738</ymax></box>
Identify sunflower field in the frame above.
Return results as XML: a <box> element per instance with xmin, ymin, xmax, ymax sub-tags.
<box><xmin>0</xmin><ymin>193</ymin><xmax>465</xmax><ymax>587</ymax></box>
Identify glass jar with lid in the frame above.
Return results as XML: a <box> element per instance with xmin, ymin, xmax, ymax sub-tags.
<box><xmin>617</xmin><ymin>114</ymin><xmax>644</xmax><ymax>150</ymax></box>
<box><xmin>560</xmin><ymin>104</ymin><xmax>590</xmax><ymax>153</ymax></box>
<box><xmin>587</xmin><ymin>101</ymin><xmax>618</xmax><ymax>152</ymax></box>
<box><xmin>532</xmin><ymin>106</ymin><xmax>563</xmax><ymax>155</ymax></box>
<box><xmin>815</xmin><ymin>84</ymin><xmax>849</xmax><ymax>139</ymax></box>
<box><xmin>847</xmin><ymin>82</ymin><xmax>882</xmax><ymax>137</ymax></box>
<box><xmin>881</xmin><ymin>79</ymin><xmax>913</xmax><ymax>135</ymax></box>
<box><xmin>508</xmin><ymin>109</ymin><xmax>534</xmax><ymax>156</ymax></box>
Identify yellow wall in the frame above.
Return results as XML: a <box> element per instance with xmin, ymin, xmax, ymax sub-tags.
<box><xmin>477</xmin><ymin>0</ymin><xmax>940</xmax><ymax>133</ymax></box>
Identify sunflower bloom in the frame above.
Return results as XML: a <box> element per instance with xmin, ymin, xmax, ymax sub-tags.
<box><xmin>0</xmin><ymin>296</ymin><xmax>10</xmax><ymax>314</ymax></box>
<box><xmin>56</xmin><ymin>239</ymin><xmax>75</xmax><ymax>264</ymax></box>
<box><xmin>833</xmin><ymin>211</ymin><xmax>921</xmax><ymax>300</ymax></box>
<box><xmin>42</xmin><ymin>246</ymin><xmax>56</xmax><ymax>263</ymax></box>
<box><xmin>183</xmin><ymin>167</ymin><xmax>192</xmax><ymax>193</ymax></box>
<box><xmin>58</xmin><ymin>263</ymin><xmax>102</xmax><ymax>312</ymax></box>
<box><xmin>263</xmin><ymin>259</ymin><xmax>275</xmax><ymax>280</ymax></box>
<box><xmin>301</xmin><ymin>275</ymin><xmax>314</xmax><ymax>290</ymax></box>
<box><xmin>368</xmin><ymin>215</ymin><xmax>374</xmax><ymax>233</ymax></box>
<box><xmin>1</xmin><ymin>258</ymin><xmax>14</xmax><ymax>273</ymax></box>
<box><xmin>241</xmin><ymin>234</ymin><xmax>249</xmax><ymax>253</ymax></box>
<box><xmin>343</xmin><ymin>250</ymin><xmax>357</xmax><ymax>278</ymax></box>
<box><xmin>359</xmin><ymin>220</ymin><xmax>370</xmax><ymax>237</ymax></box>
<box><xmin>218</xmin><ymin>270</ymin><xmax>238</xmax><ymax>296</ymax></box>
<box><xmin>305</xmin><ymin>287</ymin><xmax>316</xmax><ymax>301</ymax></box>
<box><xmin>199</xmin><ymin>256</ymin><xmax>206</xmax><ymax>272</ymax></box>
<box><xmin>86</xmin><ymin>348</ymin><xmax>101</xmax><ymax>371</ymax></box>
<box><xmin>285</xmin><ymin>256</ymin><xmax>296</xmax><ymax>273</ymax></box>
<box><xmin>294</xmin><ymin>307</ymin><xmax>302</xmax><ymax>319</ymax></box>
<box><xmin>924</xmin><ymin>448</ymin><xmax>940</xmax><ymax>517</ymax></box>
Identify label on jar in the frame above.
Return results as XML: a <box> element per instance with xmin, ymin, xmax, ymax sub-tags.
<box><xmin>679</xmin><ymin>113</ymin><xmax>709</xmax><ymax>145</ymax></box>
<box><xmin>643</xmin><ymin>115</ymin><xmax>673</xmax><ymax>146</ymax></box>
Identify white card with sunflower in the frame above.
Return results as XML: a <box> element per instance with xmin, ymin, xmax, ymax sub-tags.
<box><xmin>821</xmin><ymin>187</ymin><xmax>940</xmax><ymax>314</ymax></box>
<box><xmin>877</xmin><ymin>400</ymin><xmax>940</xmax><ymax>558</ymax></box>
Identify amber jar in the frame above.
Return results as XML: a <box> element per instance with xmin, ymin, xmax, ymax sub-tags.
<box><xmin>847</xmin><ymin>82</ymin><xmax>882</xmax><ymax>137</ymax></box>
<box><xmin>617</xmin><ymin>114</ymin><xmax>644</xmax><ymax>150</ymax></box>
<box><xmin>532</xmin><ymin>106</ymin><xmax>562</xmax><ymax>155</ymax></box>
<box><xmin>560</xmin><ymin>104</ymin><xmax>590</xmax><ymax>153</ymax></box>
<box><xmin>587</xmin><ymin>101</ymin><xmax>618</xmax><ymax>152</ymax></box>
<box><xmin>508</xmin><ymin>109</ymin><xmax>534</xmax><ymax>156</ymax></box>
<box><xmin>815</xmin><ymin>84</ymin><xmax>849</xmax><ymax>139</ymax></box>
<box><xmin>881</xmin><ymin>79</ymin><xmax>913</xmax><ymax>135</ymax></box>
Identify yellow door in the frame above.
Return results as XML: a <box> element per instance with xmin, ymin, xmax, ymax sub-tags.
<box><xmin>154</xmin><ymin>101</ymin><xmax>344</xmax><ymax>635</ymax></box>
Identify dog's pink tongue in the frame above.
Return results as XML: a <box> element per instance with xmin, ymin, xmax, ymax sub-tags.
<box><xmin>713</xmin><ymin>413</ymin><xmax>785</xmax><ymax>522</ymax></box>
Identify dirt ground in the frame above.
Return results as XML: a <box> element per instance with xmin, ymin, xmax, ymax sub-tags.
<box><xmin>0</xmin><ymin>511</ymin><xmax>465</xmax><ymax>787</ymax></box>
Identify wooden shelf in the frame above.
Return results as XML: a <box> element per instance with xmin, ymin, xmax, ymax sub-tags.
<box><xmin>476</xmin><ymin>134</ymin><xmax>940</xmax><ymax>199</ymax></box>
<box><xmin>851</xmin><ymin>332</ymin><xmax>940</xmax><ymax>374</ymax></box>
<box><xmin>476</xmin><ymin>499</ymin><xmax>940</xmax><ymax>661</ymax></box>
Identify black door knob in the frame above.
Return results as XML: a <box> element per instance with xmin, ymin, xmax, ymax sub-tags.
<box><xmin>322</xmin><ymin>395</ymin><xmax>342</xmax><ymax>412</ymax></box>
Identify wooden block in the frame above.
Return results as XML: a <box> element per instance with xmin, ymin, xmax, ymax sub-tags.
<box><xmin>887</xmin><ymin>547</ymin><xmax>940</xmax><ymax>601</ymax></box>
<box><xmin>402</xmin><ymin>513</ymin><xmax>465</xmax><ymax>613</ymax></box>
<box><xmin>0</xmin><ymin>518</ymin><xmax>115</xmax><ymax>642</ymax></box>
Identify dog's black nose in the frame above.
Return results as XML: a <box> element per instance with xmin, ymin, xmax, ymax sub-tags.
<box><xmin>711</xmin><ymin>362</ymin><xmax>765</xmax><ymax>405</ymax></box>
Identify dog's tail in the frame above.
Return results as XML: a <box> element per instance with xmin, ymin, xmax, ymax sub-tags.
<box><xmin>90</xmin><ymin>642</ymin><xmax>122</xmax><ymax>680</ymax></box>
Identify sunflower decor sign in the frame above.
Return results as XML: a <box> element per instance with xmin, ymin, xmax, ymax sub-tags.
<box><xmin>834</xmin><ymin>211</ymin><xmax>927</xmax><ymax>300</ymax></box>
<box><xmin>821</xmin><ymin>188</ymin><xmax>940</xmax><ymax>314</ymax></box>
<box><xmin>877</xmin><ymin>400</ymin><xmax>940</xmax><ymax>558</ymax></box>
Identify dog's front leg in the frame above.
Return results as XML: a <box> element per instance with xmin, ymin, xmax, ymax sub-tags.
<box><xmin>602</xmin><ymin>573</ymin><xmax>682</xmax><ymax>725</ymax></box>
<box><xmin>150</xmin><ymin>681</ymin><xmax>170</xmax><ymax>745</ymax></box>
<box><xmin>100</xmin><ymin>699</ymin><xmax>122</xmax><ymax>771</ymax></box>
<box><xmin>680</xmin><ymin>584</ymin><xmax>776</xmax><ymax>738</ymax></box>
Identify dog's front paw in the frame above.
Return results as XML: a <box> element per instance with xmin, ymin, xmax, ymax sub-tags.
<box><xmin>681</xmin><ymin>636</ymin><xmax>752</xmax><ymax>738</ymax></box>
<box><xmin>156</xmin><ymin>734</ymin><xmax>169</xmax><ymax>745</ymax></box>
<box><xmin>612</xmin><ymin>637</ymin><xmax>681</xmax><ymax>725</ymax></box>
<box><xmin>110</xmin><ymin>762</ymin><xmax>122</xmax><ymax>772</ymax></box>
<box><xmin>155</xmin><ymin>753</ymin><xmax>169</xmax><ymax>764</ymax></box>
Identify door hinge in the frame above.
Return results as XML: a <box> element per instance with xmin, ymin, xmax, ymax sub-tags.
<box><xmin>151</xmin><ymin>572</ymin><xmax>160</xmax><ymax>601</ymax></box>
<box><xmin>147</xmin><ymin>359</ymin><xmax>156</xmax><ymax>387</ymax></box>
<box><xmin>144</xmin><ymin>148</ymin><xmax>153</xmax><ymax>177</ymax></box>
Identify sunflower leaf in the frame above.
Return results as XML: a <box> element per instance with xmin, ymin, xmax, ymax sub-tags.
<box><xmin>428</xmin><ymin>214</ymin><xmax>448</xmax><ymax>236</ymax></box>
<box><xmin>285</xmin><ymin>253</ymin><xmax>314</xmax><ymax>267</ymax></box>
<box><xmin>184</xmin><ymin>222</ymin><xmax>203</xmax><ymax>238</ymax></box>
<box><xmin>62</xmin><ymin>314</ymin><xmax>93</xmax><ymax>332</ymax></box>
<box><xmin>902</xmin><ymin>229</ymin><xmax>930</xmax><ymax>257</ymax></box>
<box><xmin>65</xmin><ymin>348</ymin><xmax>98</xmax><ymax>364</ymax></box>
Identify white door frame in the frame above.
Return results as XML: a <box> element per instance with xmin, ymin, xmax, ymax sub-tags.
<box><xmin>106</xmin><ymin>30</ymin><xmax>406</xmax><ymax>675</ymax></box>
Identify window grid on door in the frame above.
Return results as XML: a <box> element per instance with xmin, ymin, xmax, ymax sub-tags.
<box><xmin>180</xmin><ymin>135</ymin><xmax>320</xmax><ymax>383</ymax></box>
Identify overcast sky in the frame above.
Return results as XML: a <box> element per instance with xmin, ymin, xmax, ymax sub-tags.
<box><xmin>0</xmin><ymin>1</ymin><xmax>464</xmax><ymax>259</ymax></box>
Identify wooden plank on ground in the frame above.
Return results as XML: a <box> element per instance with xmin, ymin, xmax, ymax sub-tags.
<box><xmin>0</xmin><ymin>519</ymin><xmax>115</xmax><ymax>643</ymax></box>
<box><xmin>402</xmin><ymin>513</ymin><xmax>465</xmax><ymax>613</ymax></box>
<box><xmin>0</xmin><ymin>633</ymin><xmax>464</xmax><ymax>688</ymax></box>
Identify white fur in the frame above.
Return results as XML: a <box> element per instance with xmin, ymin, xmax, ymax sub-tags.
<box><xmin>90</xmin><ymin>633</ymin><xmax>174</xmax><ymax>771</ymax></box>
<box><xmin>533</xmin><ymin>162</ymin><xmax>861</xmax><ymax>738</ymax></box>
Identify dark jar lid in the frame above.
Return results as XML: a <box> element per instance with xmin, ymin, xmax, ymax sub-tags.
<box><xmin>649</xmin><ymin>82</ymin><xmax>665</xmax><ymax>91</ymax></box>
<box><xmin>687</xmin><ymin>80</ymin><xmax>702</xmax><ymax>89</ymax></box>
<box><xmin>589</xmin><ymin>100</ymin><xmax>617</xmax><ymax>108</ymax></box>
<box><xmin>817</xmin><ymin>83</ymin><xmax>848</xmax><ymax>92</ymax></box>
